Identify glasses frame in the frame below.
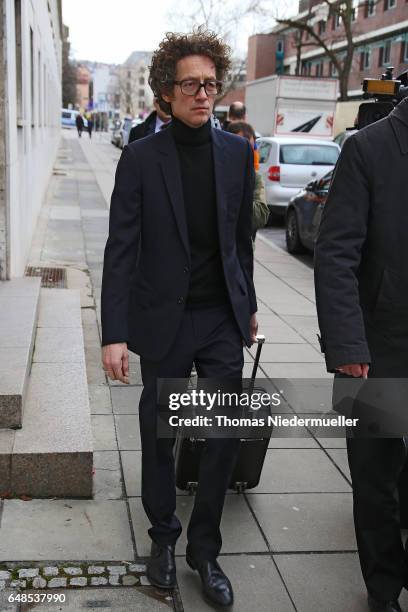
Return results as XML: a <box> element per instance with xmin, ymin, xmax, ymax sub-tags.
<box><xmin>172</xmin><ymin>78</ymin><xmax>223</xmax><ymax>97</ymax></box>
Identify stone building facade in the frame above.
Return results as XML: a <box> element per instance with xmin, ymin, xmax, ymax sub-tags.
<box><xmin>0</xmin><ymin>0</ymin><xmax>62</xmax><ymax>279</ymax></box>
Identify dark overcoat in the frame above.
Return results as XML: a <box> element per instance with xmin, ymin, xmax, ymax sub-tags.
<box><xmin>101</xmin><ymin>125</ymin><xmax>256</xmax><ymax>361</ymax></box>
<box><xmin>315</xmin><ymin>97</ymin><xmax>408</xmax><ymax>378</ymax></box>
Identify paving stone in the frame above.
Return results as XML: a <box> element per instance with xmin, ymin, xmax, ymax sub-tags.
<box><xmin>48</xmin><ymin>577</ymin><xmax>67</xmax><ymax>588</ymax></box>
<box><xmin>88</xmin><ymin>383</ymin><xmax>111</xmax><ymax>415</ymax></box>
<box><xmin>115</xmin><ymin>415</ymin><xmax>141</xmax><ymax>450</ymax></box>
<box><xmin>91</xmin><ymin>414</ymin><xmax>117</xmax><ymax>451</ymax></box>
<box><xmin>32</xmin><ymin>576</ymin><xmax>47</xmax><ymax>588</ymax></box>
<box><xmin>275</xmin><ymin>553</ymin><xmax>368</xmax><ymax>612</ymax></box>
<box><xmin>88</xmin><ymin>565</ymin><xmax>106</xmax><ymax>575</ymax></box>
<box><xmin>177</xmin><ymin>555</ymin><xmax>294</xmax><ymax>611</ymax></box>
<box><xmin>111</xmin><ymin>386</ymin><xmax>142</xmax><ymax>414</ymax></box>
<box><xmin>107</xmin><ymin>565</ymin><xmax>127</xmax><ymax>575</ymax></box>
<box><xmin>10</xmin><ymin>579</ymin><xmax>26</xmax><ymax>588</ymax></box>
<box><xmin>18</xmin><ymin>568</ymin><xmax>39</xmax><ymax>578</ymax></box>
<box><xmin>261</xmin><ymin>363</ymin><xmax>332</xmax><ymax>378</ymax></box>
<box><xmin>121</xmin><ymin>450</ymin><xmax>142</xmax><ymax>497</ymax></box>
<box><xmin>130</xmin><ymin>494</ymin><xmax>267</xmax><ymax>556</ymax></box>
<box><xmin>86</xmin><ymin>362</ymin><xmax>107</xmax><ymax>384</ymax></box>
<box><xmin>0</xmin><ymin>571</ymin><xmax>10</xmax><ymax>580</ymax></box>
<box><xmin>43</xmin><ymin>566</ymin><xmax>59</xmax><ymax>576</ymax></box>
<box><xmin>109</xmin><ymin>575</ymin><xmax>120</xmax><ymax>586</ymax></box>
<box><xmin>139</xmin><ymin>575</ymin><xmax>151</xmax><ymax>586</ymax></box>
<box><xmin>70</xmin><ymin>577</ymin><xmax>87</xmax><ymax>586</ymax></box>
<box><xmin>63</xmin><ymin>566</ymin><xmax>82</xmax><ymax>575</ymax></box>
<box><xmin>129</xmin><ymin>563</ymin><xmax>146</xmax><ymax>573</ymax></box>
<box><xmin>0</xmin><ymin>500</ymin><xmax>133</xmax><ymax>560</ymax></box>
<box><xmin>245</xmin><ymin>449</ymin><xmax>350</xmax><ymax>494</ymax></box>
<box><xmin>249</xmin><ymin>343</ymin><xmax>322</xmax><ymax>363</ymax></box>
<box><xmin>122</xmin><ymin>574</ymin><xmax>138</xmax><ymax>586</ymax></box>
<box><xmin>91</xmin><ymin>576</ymin><xmax>108</xmax><ymax>585</ymax></box>
<box><xmin>248</xmin><ymin>492</ymin><xmax>356</xmax><ymax>551</ymax></box>
<box><xmin>37</xmin><ymin>289</ymin><xmax>82</xmax><ymax>328</ymax></box>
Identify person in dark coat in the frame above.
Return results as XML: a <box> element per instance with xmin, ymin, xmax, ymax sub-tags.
<box><xmin>87</xmin><ymin>116</ymin><xmax>94</xmax><ymax>139</ymax></box>
<box><xmin>75</xmin><ymin>113</ymin><xmax>84</xmax><ymax>137</ymax></box>
<box><xmin>101</xmin><ymin>29</ymin><xmax>257</xmax><ymax>607</ymax></box>
<box><xmin>128</xmin><ymin>97</ymin><xmax>171</xmax><ymax>143</ymax></box>
<box><xmin>314</xmin><ymin>97</ymin><xmax>408</xmax><ymax>612</ymax></box>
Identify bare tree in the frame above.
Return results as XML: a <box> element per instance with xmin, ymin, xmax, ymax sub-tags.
<box><xmin>166</xmin><ymin>0</ymin><xmax>269</xmax><ymax>99</ymax></box>
<box><xmin>62</xmin><ymin>26</ymin><xmax>78</xmax><ymax>108</ymax></box>
<box><xmin>271</xmin><ymin>0</ymin><xmax>382</xmax><ymax>100</ymax></box>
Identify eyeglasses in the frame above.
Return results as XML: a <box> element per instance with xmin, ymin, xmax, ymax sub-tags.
<box><xmin>172</xmin><ymin>79</ymin><xmax>223</xmax><ymax>96</ymax></box>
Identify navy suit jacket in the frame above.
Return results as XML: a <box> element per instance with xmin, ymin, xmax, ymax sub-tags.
<box><xmin>101</xmin><ymin>125</ymin><xmax>257</xmax><ymax>361</ymax></box>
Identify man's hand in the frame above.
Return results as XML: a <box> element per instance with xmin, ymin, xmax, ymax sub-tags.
<box><xmin>336</xmin><ymin>363</ymin><xmax>369</xmax><ymax>379</ymax></box>
<box><xmin>250</xmin><ymin>313</ymin><xmax>258</xmax><ymax>344</ymax></box>
<box><xmin>102</xmin><ymin>343</ymin><xmax>129</xmax><ymax>384</ymax></box>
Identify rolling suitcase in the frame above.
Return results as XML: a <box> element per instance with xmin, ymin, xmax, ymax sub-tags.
<box><xmin>174</xmin><ymin>335</ymin><xmax>271</xmax><ymax>494</ymax></box>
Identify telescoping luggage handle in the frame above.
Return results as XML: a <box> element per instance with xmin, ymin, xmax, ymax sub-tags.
<box><xmin>250</xmin><ymin>334</ymin><xmax>265</xmax><ymax>383</ymax></box>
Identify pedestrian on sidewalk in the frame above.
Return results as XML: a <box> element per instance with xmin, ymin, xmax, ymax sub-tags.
<box><xmin>226</xmin><ymin>121</ymin><xmax>269</xmax><ymax>243</ymax></box>
<box><xmin>87</xmin><ymin>115</ymin><xmax>94</xmax><ymax>139</ymax></box>
<box><xmin>314</xmin><ymin>96</ymin><xmax>408</xmax><ymax>612</ymax></box>
<box><xmin>101</xmin><ymin>27</ymin><xmax>257</xmax><ymax>608</ymax></box>
<box><xmin>75</xmin><ymin>112</ymin><xmax>84</xmax><ymax>138</ymax></box>
<box><xmin>128</xmin><ymin>97</ymin><xmax>171</xmax><ymax>143</ymax></box>
<box><xmin>222</xmin><ymin>101</ymin><xmax>246</xmax><ymax>131</ymax></box>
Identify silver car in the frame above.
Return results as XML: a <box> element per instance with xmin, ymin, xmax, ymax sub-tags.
<box><xmin>257</xmin><ymin>136</ymin><xmax>340</xmax><ymax>221</ymax></box>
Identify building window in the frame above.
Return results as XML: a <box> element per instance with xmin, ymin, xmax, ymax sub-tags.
<box><xmin>401</xmin><ymin>39</ymin><xmax>408</xmax><ymax>63</ymax></box>
<box><xmin>379</xmin><ymin>40</ymin><xmax>392</xmax><ymax>66</ymax></box>
<box><xmin>138</xmin><ymin>100</ymin><xmax>145</xmax><ymax>109</ymax></box>
<box><xmin>360</xmin><ymin>48</ymin><xmax>371</xmax><ymax>70</ymax></box>
<box><xmin>127</xmin><ymin>70</ymin><xmax>131</xmax><ymax>78</ymax></box>
<box><xmin>139</xmin><ymin>89</ymin><xmax>144</xmax><ymax>97</ymax></box>
<box><xmin>301</xmin><ymin>60</ymin><xmax>312</xmax><ymax>76</ymax></box>
<box><xmin>365</xmin><ymin>0</ymin><xmax>376</xmax><ymax>16</ymax></box>
<box><xmin>332</xmin><ymin>12</ymin><xmax>341</xmax><ymax>29</ymax></box>
<box><xmin>315</xmin><ymin>61</ymin><xmax>324</xmax><ymax>77</ymax></box>
<box><xmin>139</xmin><ymin>76</ymin><xmax>145</xmax><ymax>85</ymax></box>
<box><xmin>318</xmin><ymin>20</ymin><xmax>326</xmax><ymax>35</ymax></box>
<box><xmin>15</xmin><ymin>0</ymin><xmax>22</xmax><ymax>122</ymax></box>
<box><xmin>384</xmin><ymin>0</ymin><xmax>396</xmax><ymax>9</ymax></box>
<box><xmin>276</xmin><ymin>40</ymin><xmax>284</xmax><ymax>54</ymax></box>
<box><xmin>330</xmin><ymin>61</ymin><xmax>338</xmax><ymax>77</ymax></box>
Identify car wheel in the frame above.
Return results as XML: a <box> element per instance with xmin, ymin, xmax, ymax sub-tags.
<box><xmin>285</xmin><ymin>209</ymin><xmax>306</xmax><ymax>254</ymax></box>
<box><xmin>266</xmin><ymin>210</ymin><xmax>282</xmax><ymax>226</ymax></box>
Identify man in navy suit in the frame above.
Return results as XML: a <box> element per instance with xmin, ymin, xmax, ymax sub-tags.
<box><xmin>101</xmin><ymin>28</ymin><xmax>257</xmax><ymax>607</ymax></box>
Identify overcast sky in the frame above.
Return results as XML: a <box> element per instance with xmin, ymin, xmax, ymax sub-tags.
<box><xmin>62</xmin><ymin>0</ymin><xmax>298</xmax><ymax>65</ymax></box>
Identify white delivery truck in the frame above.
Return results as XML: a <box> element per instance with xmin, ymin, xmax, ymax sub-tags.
<box><xmin>246</xmin><ymin>75</ymin><xmax>339</xmax><ymax>139</ymax></box>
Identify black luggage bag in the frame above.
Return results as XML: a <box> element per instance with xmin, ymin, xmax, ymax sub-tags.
<box><xmin>174</xmin><ymin>335</ymin><xmax>271</xmax><ymax>494</ymax></box>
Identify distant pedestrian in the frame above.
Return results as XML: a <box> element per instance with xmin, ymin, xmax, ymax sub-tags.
<box><xmin>227</xmin><ymin>121</ymin><xmax>269</xmax><ymax>241</ymax></box>
<box><xmin>87</xmin><ymin>116</ymin><xmax>94</xmax><ymax>139</ymax></box>
<box><xmin>222</xmin><ymin>101</ymin><xmax>246</xmax><ymax>130</ymax></box>
<box><xmin>75</xmin><ymin>113</ymin><xmax>84</xmax><ymax>138</ymax></box>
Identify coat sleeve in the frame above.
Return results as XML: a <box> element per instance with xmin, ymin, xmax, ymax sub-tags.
<box><xmin>314</xmin><ymin>135</ymin><xmax>372</xmax><ymax>372</ymax></box>
<box><xmin>252</xmin><ymin>172</ymin><xmax>269</xmax><ymax>232</ymax></box>
<box><xmin>101</xmin><ymin>145</ymin><xmax>142</xmax><ymax>346</ymax></box>
<box><xmin>236</xmin><ymin>141</ymin><xmax>257</xmax><ymax>315</ymax></box>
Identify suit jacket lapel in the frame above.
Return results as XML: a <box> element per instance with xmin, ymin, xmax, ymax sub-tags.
<box><xmin>155</xmin><ymin>129</ymin><xmax>191</xmax><ymax>262</ymax></box>
<box><xmin>212</xmin><ymin>128</ymin><xmax>228</xmax><ymax>248</ymax></box>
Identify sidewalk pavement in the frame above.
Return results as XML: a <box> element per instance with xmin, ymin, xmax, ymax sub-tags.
<box><xmin>1</xmin><ymin>129</ymin><xmax>406</xmax><ymax>612</ymax></box>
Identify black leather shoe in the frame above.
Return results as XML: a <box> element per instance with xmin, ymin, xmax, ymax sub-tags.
<box><xmin>186</xmin><ymin>554</ymin><xmax>233</xmax><ymax>607</ymax></box>
<box><xmin>146</xmin><ymin>542</ymin><xmax>176</xmax><ymax>589</ymax></box>
<box><xmin>368</xmin><ymin>594</ymin><xmax>402</xmax><ymax>612</ymax></box>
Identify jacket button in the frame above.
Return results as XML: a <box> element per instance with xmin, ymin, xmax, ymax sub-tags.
<box><xmin>177</xmin><ymin>297</ymin><xmax>184</xmax><ymax>304</ymax></box>
<box><xmin>183</xmin><ymin>266</ymin><xmax>189</xmax><ymax>273</ymax></box>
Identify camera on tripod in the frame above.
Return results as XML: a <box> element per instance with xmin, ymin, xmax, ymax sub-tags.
<box><xmin>357</xmin><ymin>67</ymin><xmax>408</xmax><ymax>129</ymax></box>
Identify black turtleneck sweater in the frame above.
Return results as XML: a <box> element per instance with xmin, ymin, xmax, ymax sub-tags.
<box><xmin>171</xmin><ymin>116</ymin><xmax>228</xmax><ymax>308</ymax></box>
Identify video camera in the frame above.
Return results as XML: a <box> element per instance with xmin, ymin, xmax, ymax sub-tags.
<box><xmin>357</xmin><ymin>67</ymin><xmax>408</xmax><ymax>129</ymax></box>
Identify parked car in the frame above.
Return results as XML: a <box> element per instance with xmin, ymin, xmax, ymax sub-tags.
<box><xmin>257</xmin><ymin>136</ymin><xmax>340</xmax><ymax>222</ymax></box>
<box><xmin>61</xmin><ymin>108</ymin><xmax>88</xmax><ymax>130</ymax></box>
<box><xmin>120</xmin><ymin>117</ymin><xmax>143</xmax><ymax>148</ymax></box>
<box><xmin>333</xmin><ymin>128</ymin><xmax>357</xmax><ymax>148</ymax></box>
<box><xmin>111</xmin><ymin>119</ymin><xmax>122</xmax><ymax>146</ymax></box>
<box><xmin>285</xmin><ymin>170</ymin><xmax>333</xmax><ymax>254</ymax></box>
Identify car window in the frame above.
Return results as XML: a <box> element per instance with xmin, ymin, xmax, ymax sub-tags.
<box><xmin>258</xmin><ymin>142</ymin><xmax>272</xmax><ymax>164</ymax></box>
<box><xmin>62</xmin><ymin>112</ymin><xmax>72</xmax><ymax>119</ymax></box>
<box><xmin>279</xmin><ymin>144</ymin><xmax>339</xmax><ymax>165</ymax></box>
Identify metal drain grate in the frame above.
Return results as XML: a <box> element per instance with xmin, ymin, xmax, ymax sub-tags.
<box><xmin>25</xmin><ymin>266</ymin><xmax>67</xmax><ymax>288</ymax></box>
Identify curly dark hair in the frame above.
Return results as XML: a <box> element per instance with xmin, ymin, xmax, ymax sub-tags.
<box><xmin>149</xmin><ymin>27</ymin><xmax>231</xmax><ymax>113</ymax></box>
